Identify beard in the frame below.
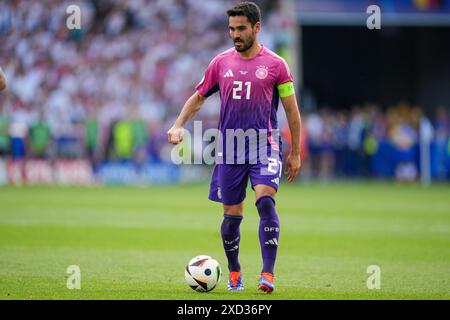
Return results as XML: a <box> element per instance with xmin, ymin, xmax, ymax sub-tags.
<box><xmin>234</xmin><ymin>36</ymin><xmax>255</xmax><ymax>53</ymax></box>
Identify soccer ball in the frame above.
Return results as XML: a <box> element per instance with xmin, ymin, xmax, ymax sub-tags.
<box><xmin>185</xmin><ymin>255</ymin><xmax>222</xmax><ymax>292</ymax></box>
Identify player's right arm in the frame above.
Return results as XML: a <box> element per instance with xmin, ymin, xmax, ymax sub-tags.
<box><xmin>167</xmin><ymin>91</ymin><xmax>206</xmax><ymax>145</ymax></box>
<box><xmin>167</xmin><ymin>56</ymin><xmax>220</xmax><ymax>145</ymax></box>
<box><xmin>0</xmin><ymin>67</ymin><xmax>6</xmax><ymax>91</ymax></box>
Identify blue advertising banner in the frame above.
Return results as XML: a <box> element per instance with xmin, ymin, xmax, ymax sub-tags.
<box><xmin>295</xmin><ymin>0</ymin><xmax>450</xmax><ymax>25</ymax></box>
<box><xmin>297</xmin><ymin>0</ymin><xmax>450</xmax><ymax>13</ymax></box>
<box><xmin>96</xmin><ymin>162</ymin><xmax>180</xmax><ymax>185</ymax></box>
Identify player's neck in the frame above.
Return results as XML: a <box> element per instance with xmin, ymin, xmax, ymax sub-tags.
<box><xmin>238</xmin><ymin>41</ymin><xmax>261</xmax><ymax>59</ymax></box>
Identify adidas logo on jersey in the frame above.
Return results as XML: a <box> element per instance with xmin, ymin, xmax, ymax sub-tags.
<box><xmin>271</xmin><ymin>178</ymin><xmax>280</xmax><ymax>186</ymax></box>
<box><xmin>224</xmin><ymin>69</ymin><xmax>234</xmax><ymax>78</ymax></box>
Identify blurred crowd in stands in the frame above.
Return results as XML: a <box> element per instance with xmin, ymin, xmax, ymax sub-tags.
<box><xmin>0</xmin><ymin>0</ymin><xmax>449</xmax><ymax>181</ymax></box>
<box><xmin>296</xmin><ymin>103</ymin><xmax>450</xmax><ymax>181</ymax></box>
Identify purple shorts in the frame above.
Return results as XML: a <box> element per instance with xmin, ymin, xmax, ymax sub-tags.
<box><xmin>208</xmin><ymin>156</ymin><xmax>283</xmax><ymax>205</ymax></box>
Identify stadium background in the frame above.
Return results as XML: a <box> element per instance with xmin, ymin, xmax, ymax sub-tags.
<box><xmin>0</xmin><ymin>0</ymin><xmax>449</xmax><ymax>185</ymax></box>
<box><xmin>0</xmin><ymin>0</ymin><xmax>449</xmax><ymax>300</ymax></box>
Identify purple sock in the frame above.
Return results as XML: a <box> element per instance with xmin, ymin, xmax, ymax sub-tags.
<box><xmin>256</xmin><ymin>196</ymin><xmax>280</xmax><ymax>275</ymax></box>
<box><xmin>221</xmin><ymin>214</ymin><xmax>243</xmax><ymax>272</ymax></box>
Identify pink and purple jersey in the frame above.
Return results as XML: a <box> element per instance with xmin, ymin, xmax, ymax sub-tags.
<box><xmin>196</xmin><ymin>44</ymin><xmax>294</xmax><ymax>164</ymax></box>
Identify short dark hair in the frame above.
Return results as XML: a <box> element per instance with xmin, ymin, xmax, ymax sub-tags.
<box><xmin>227</xmin><ymin>2</ymin><xmax>261</xmax><ymax>26</ymax></box>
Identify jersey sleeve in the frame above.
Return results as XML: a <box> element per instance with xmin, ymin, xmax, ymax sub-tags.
<box><xmin>276</xmin><ymin>58</ymin><xmax>294</xmax><ymax>85</ymax></box>
<box><xmin>195</xmin><ymin>56</ymin><xmax>220</xmax><ymax>98</ymax></box>
<box><xmin>276</xmin><ymin>58</ymin><xmax>295</xmax><ymax>98</ymax></box>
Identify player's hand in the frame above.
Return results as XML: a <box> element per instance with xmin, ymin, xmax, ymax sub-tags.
<box><xmin>167</xmin><ymin>125</ymin><xmax>185</xmax><ymax>145</ymax></box>
<box><xmin>284</xmin><ymin>153</ymin><xmax>301</xmax><ymax>182</ymax></box>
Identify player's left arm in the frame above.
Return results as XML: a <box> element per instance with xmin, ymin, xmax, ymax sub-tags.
<box><xmin>279</xmin><ymin>84</ymin><xmax>302</xmax><ymax>182</ymax></box>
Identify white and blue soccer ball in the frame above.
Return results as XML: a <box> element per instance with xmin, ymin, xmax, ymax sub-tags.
<box><xmin>185</xmin><ymin>255</ymin><xmax>222</xmax><ymax>292</ymax></box>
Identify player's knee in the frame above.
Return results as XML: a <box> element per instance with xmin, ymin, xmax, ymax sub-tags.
<box><xmin>223</xmin><ymin>203</ymin><xmax>243</xmax><ymax>215</ymax></box>
<box><xmin>255</xmin><ymin>195</ymin><xmax>276</xmax><ymax>218</ymax></box>
<box><xmin>254</xmin><ymin>185</ymin><xmax>277</xmax><ymax>201</ymax></box>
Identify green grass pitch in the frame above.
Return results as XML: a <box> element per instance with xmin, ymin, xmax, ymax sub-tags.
<box><xmin>0</xmin><ymin>182</ymin><xmax>449</xmax><ymax>300</ymax></box>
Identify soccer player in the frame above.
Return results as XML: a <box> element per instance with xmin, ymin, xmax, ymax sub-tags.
<box><xmin>0</xmin><ymin>67</ymin><xmax>6</xmax><ymax>91</ymax></box>
<box><xmin>167</xmin><ymin>2</ymin><xmax>301</xmax><ymax>294</ymax></box>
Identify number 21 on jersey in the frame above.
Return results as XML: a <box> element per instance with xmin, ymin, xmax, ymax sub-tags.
<box><xmin>232</xmin><ymin>81</ymin><xmax>251</xmax><ymax>100</ymax></box>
